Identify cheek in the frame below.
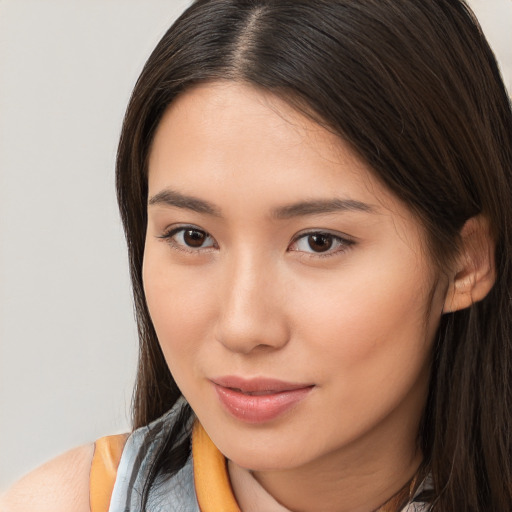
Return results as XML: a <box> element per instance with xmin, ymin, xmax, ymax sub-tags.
<box><xmin>287</xmin><ymin>264</ymin><xmax>438</xmax><ymax>437</ymax></box>
<box><xmin>291</xmin><ymin>255</ymin><xmax>439</xmax><ymax>384</ymax></box>
<box><xmin>142</xmin><ymin>245</ymin><xmax>218</xmax><ymax>366</ymax></box>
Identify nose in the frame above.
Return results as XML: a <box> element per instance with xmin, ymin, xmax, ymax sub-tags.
<box><xmin>214</xmin><ymin>252</ymin><xmax>290</xmax><ymax>354</ymax></box>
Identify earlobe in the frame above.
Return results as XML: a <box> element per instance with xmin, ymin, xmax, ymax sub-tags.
<box><xmin>443</xmin><ymin>215</ymin><xmax>496</xmax><ymax>313</ymax></box>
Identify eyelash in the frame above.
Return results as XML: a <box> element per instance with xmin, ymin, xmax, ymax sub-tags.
<box><xmin>289</xmin><ymin>230</ymin><xmax>355</xmax><ymax>258</ymax></box>
<box><xmin>158</xmin><ymin>225</ymin><xmax>355</xmax><ymax>258</ymax></box>
<box><xmin>158</xmin><ymin>225</ymin><xmax>218</xmax><ymax>254</ymax></box>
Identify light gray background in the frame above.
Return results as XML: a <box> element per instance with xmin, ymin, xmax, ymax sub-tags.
<box><xmin>0</xmin><ymin>0</ymin><xmax>510</xmax><ymax>491</ymax></box>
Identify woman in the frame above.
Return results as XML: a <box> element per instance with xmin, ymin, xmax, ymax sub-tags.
<box><xmin>3</xmin><ymin>0</ymin><xmax>511</xmax><ymax>510</ymax></box>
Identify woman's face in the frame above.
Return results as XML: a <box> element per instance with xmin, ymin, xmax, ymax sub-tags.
<box><xmin>143</xmin><ymin>82</ymin><xmax>447</xmax><ymax>472</ymax></box>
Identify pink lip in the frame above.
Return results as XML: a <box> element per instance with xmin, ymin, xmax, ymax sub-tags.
<box><xmin>211</xmin><ymin>376</ymin><xmax>314</xmax><ymax>424</ymax></box>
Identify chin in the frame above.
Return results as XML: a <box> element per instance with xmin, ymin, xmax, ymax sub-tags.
<box><xmin>214</xmin><ymin>432</ymin><xmax>314</xmax><ymax>472</ymax></box>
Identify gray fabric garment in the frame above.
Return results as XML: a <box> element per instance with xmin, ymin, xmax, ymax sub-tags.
<box><xmin>107</xmin><ymin>398</ymin><xmax>431</xmax><ymax>511</ymax></box>
<box><xmin>108</xmin><ymin>398</ymin><xmax>200</xmax><ymax>512</ymax></box>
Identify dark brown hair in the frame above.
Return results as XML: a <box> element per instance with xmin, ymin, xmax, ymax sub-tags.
<box><xmin>116</xmin><ymin>0</ymin><xmax>512</xmax><ymax>509</ymax></box>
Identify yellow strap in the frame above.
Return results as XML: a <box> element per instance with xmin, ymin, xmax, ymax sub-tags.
<box><xmin>90</xmin><ymin>425</ymin><xmax>239</xmax><ymax>512</ymax></box>
<box><xmin>192</xmin><ymin>422</ymin><xmax>241</xmax><ymax>512</ymax></box>
<box><xmin>89</xmin><ymin>434</ymin><xmax>128</xmax><ymax>512</ymax></box>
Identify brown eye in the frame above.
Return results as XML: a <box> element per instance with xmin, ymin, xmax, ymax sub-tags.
<box><xmin>307</xmin><ymin>234</ymin><xmax>333</xmax><ymax>252</ymax></box>
<box><xmin>161</xmin><ymin>226</ymin><xmax>216</xmax><ymax>251</ymax></box>
<box><xmin>183</xmin><ymin>229</ymin><xmax>207</xmax><ymax>247</ymax></box>
<box><xmin>289</xmin><ymin>230</ymin><xmax>353</xmax><ymax>257</ymax></box>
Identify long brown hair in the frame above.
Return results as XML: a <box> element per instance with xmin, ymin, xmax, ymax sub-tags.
<box><xmin>116</xmin><ymin>1</ymin><xmax>512</xmax><ymax>509</ymax></box>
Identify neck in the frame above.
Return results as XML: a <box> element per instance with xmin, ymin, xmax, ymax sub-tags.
<box><xmin>253</xmin><ymin>448</ymin><xmax>421</xmax><ymax>512</ymax></box>
<box><xmin>251</xmin><ymin>408</ymin><xmax>424</xmax><ymax>512</ymax></box>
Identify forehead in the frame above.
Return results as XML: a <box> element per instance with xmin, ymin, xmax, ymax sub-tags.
<box><xmin>147</xmin><ymin>81</ymin><xmax>413</xmax><ymax>225</ymax></box>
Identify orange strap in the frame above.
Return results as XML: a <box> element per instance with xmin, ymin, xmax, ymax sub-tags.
<box><xmin>89</xmin><ymin>425</ymin><xmax>240</xmax><ymax>512</ymax></box>
<box><xmin>192</xmin><ymin>422</ymin><xmax>241</xmax><ymax>512</ymax></box>
<box><xmin>89</xmin><ymin>434</ymin><xmax>128</xmax><ymax>512</ymax></box>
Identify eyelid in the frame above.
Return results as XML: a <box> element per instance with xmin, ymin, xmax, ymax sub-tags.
<box><xmin>288</xmin><ymin>229</ymin><xmax>355</xmax><ymax>257</ymax></box>
<box><xmin>157</xmin><ymin>224</ymin><xmax>218</xmax><ymax>253</ymax></box>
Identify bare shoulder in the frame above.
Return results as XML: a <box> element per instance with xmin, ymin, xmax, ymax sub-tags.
<box><xmin>0</xmin><ymin>443</ymin><xmax>94</xmax><ymax>512</ymax></box>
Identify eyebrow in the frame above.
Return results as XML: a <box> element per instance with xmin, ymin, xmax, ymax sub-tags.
<box><xmin>148</xmin><ymin>188</ymin><xmax>375</xmax><ymax>218</ymax></box>
<box><xmin>272</xmin><ymin>198</ymin><xmax>375</xmax><ymax>219</ymax></box>
<box><xmin>148</xmin><ymin>189</ymin><xmax>222</xmax><ymax>216</ymax></box>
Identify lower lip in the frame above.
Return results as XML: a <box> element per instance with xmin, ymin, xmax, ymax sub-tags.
<box><xmin>213</xmin><ymin>384</ymin><xmax>313</xmax><ymax>423</ymax></box>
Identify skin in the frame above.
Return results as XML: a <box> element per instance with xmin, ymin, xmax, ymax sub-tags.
<box><xmin>143</xmin><ymin>81</ymin><xmax>450</xmax><ymax>512</ymax></box>
<box><xmin>0</xmin><ymin>444</ymin><xmax>93</xmax><ymax>512</ymax></box>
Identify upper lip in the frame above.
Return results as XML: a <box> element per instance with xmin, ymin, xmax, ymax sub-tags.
<box><xmin>211</xmin><ymin>376</ymin><xmax>314</xmax><ymax>393</ymax></box>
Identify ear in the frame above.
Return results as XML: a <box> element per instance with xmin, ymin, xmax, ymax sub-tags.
<box><xmin>443</xmin><ymin>215</ymin><xmax>496</xmax><ymax>313</ymax></box>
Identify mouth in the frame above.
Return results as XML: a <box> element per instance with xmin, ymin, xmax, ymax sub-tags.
<box><xmin>225</xmin><ymin>388</ymin><xmax>281</xmax><ymax>396</ymax></box>
<box><xmin>210</xmin><ymin>376</ymin><xmax>314</xmax><ymax>423</ymax></box>
<box><xmin>212</xmin><ymin>376</ymin><xmax>313</xmax><ymax>393</ymax></box>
